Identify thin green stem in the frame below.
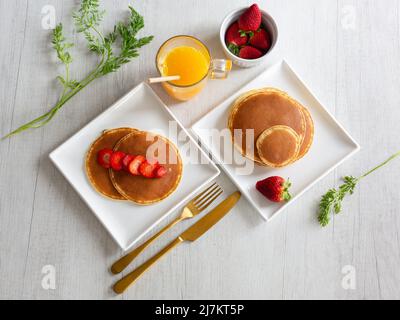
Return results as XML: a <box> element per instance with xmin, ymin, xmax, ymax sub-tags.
<box><xmin>90</xmin><ymin>25</ymin><xmax>111</xmax><ymax>74</ymax></box>
<box><xmin>61</xmin><ymin>63</ymin><xmax>70</xmax><ymax>98</ymax></box>
<box><xmin>2</xmin><ymin>68</ymin><xmax>101</xmax><ymax>139</ymax></box>
<box><xmin>359</xmin><ymin>151</ymin><xmax>400</xmax><ymax>180</ymax></box>
<box><xmin>92</xmin><ymin>25</ymin><xmax>105</xmax><ymax>45</ymax></box>
<box><xmin>80</xmin><ymin>28</ymin><xmax>107</xmax><ymax>81</ymax></box>
<box><xmin>58</xmin><ymin>71</ymin><xmax>99</xmax><ymax>106</ymax></box>
<box><xmin>2</xmin><ymin>112</ymin><xmax>52</xmax><ymax>139</ymax></box>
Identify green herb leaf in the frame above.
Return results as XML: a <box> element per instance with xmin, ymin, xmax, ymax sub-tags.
<box><xmin>318</xmin><ymin>177</ymin><xmax>357</xmax><ymax>227</ymax></box>
<box><xmin>73</xmin><ymin>0</ymin><xmax>105</xmax><ymax>32</ymax></box>
<box><xmin>84</xmin><ymin>30</ymin><xmax>104</xmax><ymax>54</ymax></box>
<box><xmin>99</xmin><ymin>6</ymin><xmax>154</xmax><ymax>75</ymax></box>
<box><xmin>318</xmin><ymin>152</ymin><xmax>400</xmax><ymax>227</ymax></box>
<box><xmin>52</xmin><ymin>24</ymin><xmax>74</xmax><ymax>65</ymax></box>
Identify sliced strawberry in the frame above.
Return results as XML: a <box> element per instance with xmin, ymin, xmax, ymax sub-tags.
<box><xmin>110</xmin><ymin>151</ymin><xmax>126</xmax><ymax>171</ymax></box>
<box><xmin>97</xmin><ymin>149</ymin><xmax>113</xmax><ymax>169</ymax></box>
<box><xmin>249</xmin><ymin>28</ymin><xmax>271</xmax><ymax>51</ymax></box>
<box><xmin>154</xmin><ymin>166</ymin><xmax>168</xmax><ymax>178</ymax></box>
<box><xmin>121</xmin><ymin>154</ymin><xmax>135</xmax><ymax>171</ymax></box>
<box><xmin>128</xmin><ymin>155</ymin><xmax>146</xmax><ymax>176</ymax></box>
<box><xmin>139</xmin><ymin>161</ymin><xmax>157</xmax><ymax>179</ymax></box>
<box><xmin>239</xmin><ymin>45</ymin><xmax>263</xmax><ymax>59</ymax></box>
<box><xmin>225</xmin><ymin>22</ymin><xmax>248</xmax><ymax>56</ymax></box>
<box><xmin>239</xmin><ymin>4</ymin><xmax>262</xmax><ymax>32</ymax></box>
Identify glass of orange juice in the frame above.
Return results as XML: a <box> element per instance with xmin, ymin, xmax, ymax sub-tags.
<box><xmin>156</xmin><ymin>35</ymin><xmax>232</xmax><ymax>101</ymax></box>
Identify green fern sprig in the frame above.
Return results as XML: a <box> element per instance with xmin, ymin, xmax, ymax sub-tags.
<box><xmin>319</xmin><ymin>152</ymin><xmax>400</xmax><ymax>227</ymax></box>
<box><xmin>3</xmin><ymin>0</ymin><xmax>153</xmax><ymax>139</ymax></box>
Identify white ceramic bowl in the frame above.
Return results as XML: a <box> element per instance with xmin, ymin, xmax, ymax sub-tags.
<box><xmin>220</xmin><ymin>7</ymin><xmax>278</xmax><ymax>68</ymax></box>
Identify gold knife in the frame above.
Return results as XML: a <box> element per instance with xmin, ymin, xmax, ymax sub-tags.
<box><xmin>113</xmin><ymin>191</ymin><xmax>241</xmax><ymax>294</ymax></box>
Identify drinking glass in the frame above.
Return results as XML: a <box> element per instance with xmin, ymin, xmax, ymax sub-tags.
<box><xmin>156</xmin><ymin>35</ymin><xmax>232</xmax><ymax>101</ymax></box>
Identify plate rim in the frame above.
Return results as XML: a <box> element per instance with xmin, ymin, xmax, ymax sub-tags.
<box><xmin>192</xmin><ymin>59</ymin><xmax>361</xmax><ymax>221</ymax></box>
<box><xmin>49</xmin><ymin>82</ymin><xmax>220</xmax><ymax>251</ymax></box>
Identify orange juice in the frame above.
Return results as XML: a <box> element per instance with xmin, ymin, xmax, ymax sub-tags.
<box><xmin>162</xmin><ymin>46</ymin><xmax>210</xmax><ymax>86</ymax></box>
<box><xmin>156</xmin><ymin>36</ymin><xmax>231</xmax><ymax>101</ymax></box>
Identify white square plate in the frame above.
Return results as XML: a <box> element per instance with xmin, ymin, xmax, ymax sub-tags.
<box><xmin>192</xmin><ymin>60</ymin><xmax>360</xmax><ymax>221</ymax></box>
<box><xmin>50</xmin><ymin>83</ymin><xmax>220</xmax><ymax>251</ymax></box>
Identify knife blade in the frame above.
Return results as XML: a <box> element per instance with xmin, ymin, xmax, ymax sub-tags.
<box><xmin>180</xmin><ymin>191</ymin><xmax>241</xmax><ymax>242</ymax></box>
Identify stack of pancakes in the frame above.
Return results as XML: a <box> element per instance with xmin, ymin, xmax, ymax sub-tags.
<box><xmin>85</xmin><ymin>128</ymin><xmax>183</xmax><ymax>205</ymax></box>
<box><xmin>228</xmin><ymin>88</ymin><xmax>314</xmax><ymax>167</ymax></box>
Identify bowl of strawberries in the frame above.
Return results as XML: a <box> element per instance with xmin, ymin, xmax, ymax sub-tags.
<box><xmin>220</xmin><ymin>4</ymin><xmax>278</xmax><ymax>68</ymax></box>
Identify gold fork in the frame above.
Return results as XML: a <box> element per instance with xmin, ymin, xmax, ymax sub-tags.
<box><xmin>111</xmin><ymin>183</ymin><xmax>223</xmax><ymax>274</ymax></box>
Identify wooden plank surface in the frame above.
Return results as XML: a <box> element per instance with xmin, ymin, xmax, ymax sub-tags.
<box><xmin>1</xmin><ymin>0</ymin><xmax>400</xmax><ymax>300</ymax></box>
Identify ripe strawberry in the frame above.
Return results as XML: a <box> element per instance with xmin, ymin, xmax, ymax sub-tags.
<box><xmin>110</xmin><ymin>151</ymin><xmax>126</xmax><ymax>171</ymax></box>
<box><xmin>256</xmin><ymin>177</ymin><xmax>292</xmax><ymax>203</ymax></box>
<box><xmin>97</xmin><ymin>149</ymin><xmax>113</xmax><ymax>169</ymax></box>
<box><xmin>139</xmin><ymin>161</ymin><xmax>158</xmax><ymax>179</ymax></box>
<box><xmin>154</xmin><ymin>166</ymin><xmax>167</xmax><ymax>178</ymax></box>
<box><xmin>239</xmin><ymin>45</ymin><xmax>263</xmax><ymax>59</ymax></box>
<box><xmin>239</xmin><ymin>4</ymin><xmax>262</xmax><ymax>32</ymax></box>
<box><xmin>121</xmin><ymin>154</ymin><xmax>135</xmax><ymax>171</ymax></box>
<box><xmin>250</xmin><ymin>28</ymin><xmax>271</xmax><ymax>51</ymax></box>
<box><xmin>128</xmin><ymin>155</ymin><xmax>146</xmax><ymax>176</ymax></box>
<box><xmin>226</xmin><ymin>22</ymin><xmax>248</xmax><ymax>55</ymax></box>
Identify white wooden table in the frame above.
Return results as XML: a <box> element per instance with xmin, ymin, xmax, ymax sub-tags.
<box><xmin>1</xmin><ymin>0</ymin><xmax>400</xmax><ymax>300</ymax></box>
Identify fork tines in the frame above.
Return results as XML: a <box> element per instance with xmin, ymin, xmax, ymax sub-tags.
<box><xmin>192</xmin><ymin>183</ymin><xmax>223</xmax><ymax>211</ymax></box>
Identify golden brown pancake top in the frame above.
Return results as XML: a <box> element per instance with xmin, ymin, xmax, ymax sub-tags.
<box><xmin>256</xmin><ymin>126</ymin><xmax>300</xmax><ymax>168</ymax></box>
<box><xmin>229</xmin><ymin>88</ymin><xmax>306</xmax><ymax>164</ymax></box>
<box><xmin>110</xmin><ymin>131</ymin><xmax>183</xmax><ymax>205</ymax></box>
<box><xmin>86</xmin><ymin>128</ymin><xmax>137</xmax><ymax>200</ymax></box>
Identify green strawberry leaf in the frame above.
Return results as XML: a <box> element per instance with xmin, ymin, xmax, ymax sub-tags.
<box><xmin>239</xmin><ymin>30</ymin><xmax>254</xmax><ymax>38</ymax></box>
<box><xmin>282</xmin><ymin>179</ymin><xmax>292</xmax><ymax>202</ymax></box>
<box><xmin>228</xmin><ymin>43</ymin><xmax>240</xmax><ymax>56</ymax></box>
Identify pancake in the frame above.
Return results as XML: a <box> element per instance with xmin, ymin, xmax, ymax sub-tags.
<box><xmin>110</xmin><ymin>131</ymin><xmax>183</xmax><ymax>205</ymax></box>
<box><xmin>229</xmin><ymin>88</ymin><xmax>306</xmax><ymax>164</ymax></box>
<box><xmin>256</xmin><ymin>126</ymin><xmax>300</xmax><ymax>167</ymax></box>
<box><xmin>86</xmin><ymin>128</ymin><xmax>137</xmax><ymax>200</ymax></box>
<box><xmin>228</xmin><ymin>88</ymin><xmax>310</xmax><ymax>166</ymax></box>
<box><xmin>296</xmin><ymin>105</ymin><xmax>314</xmax><ymax>161</ymax></box>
